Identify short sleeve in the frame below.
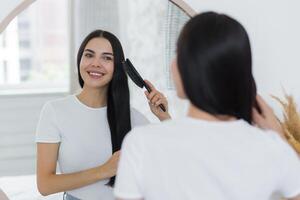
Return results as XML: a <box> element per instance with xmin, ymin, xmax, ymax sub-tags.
<box><xmin>114</xmin><ymin>130</ymin><xmax>144</xmax><ymax>199</ymax></box>
<box><xmin>276</xmin><ymin>135</ymin><xmax>300</xmax><ymax>198</ymax></box>
<box><xmin>35</xmin><ymin>102</ymin><xmax>61</xmax><ymax>143</ymax></box>
<box><xmin>131</xmin><ymin>108</ymin><xmax>150</xmax><ymax>127</ymax></box>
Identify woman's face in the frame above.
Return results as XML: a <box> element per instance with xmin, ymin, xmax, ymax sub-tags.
<box><xmin>80</xmin><ymin>37</ymin><xmax>114</xmax><ymax>89</ymax></box>
<box><xmin>171</xmin><ymin>57</ymin><xmax>186</xmax><ymax>99</ymax></box>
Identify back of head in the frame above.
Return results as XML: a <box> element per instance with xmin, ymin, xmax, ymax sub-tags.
<box><xmin>177</xmin><ymin>12</ymin><xmax>256</xmax><ymax>123</ymax></box>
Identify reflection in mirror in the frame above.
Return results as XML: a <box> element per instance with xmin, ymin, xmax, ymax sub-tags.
<box><xmin>0</xmin><ymin>0</ymin><xmax>190</xmax><ymax>199</ymax></box>
<box><xmin>72</xmin><ymin>0</ymin><xmax>190</xmax><ymax>121</ymax></box>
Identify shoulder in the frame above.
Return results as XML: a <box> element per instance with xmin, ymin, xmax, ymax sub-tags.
<box><xmin>127</xmin><ymin>118</ymin><xmax>178</xmax><ymax>140</ymax></box>
<box><xmin>122</xmin><ymin>119</ymin><xmax>183</xmax><ymax>155</ymax></box>
<box><xmin>44</xmin><ymin>95</ymin><xmax>74</xmax><ymax>109</ymax></box>
<box><xmin>265</xmin><ymin>130</ymin><xmax>299</xmax><ymax>157</ymax></box>
<box><xmin>246</xmin><ymin>124</ymin><xmax>298</xmax><ymax>158</ymax></box>
<box><xmin>249</xmin><ymin>125</ymin><xmax>286</xmax><ymax>146</ymax></box>
<box><xmin>40</xmin><ymin>95</ymin><xmax>77</xmax><ymax>116</ymax></box>
<box><xmin>38</xmin><ymin>95</ymin><xmax>75</xmax><ymax>120</ymax></box>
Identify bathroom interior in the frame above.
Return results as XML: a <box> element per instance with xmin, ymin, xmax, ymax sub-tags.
<box><xmin>0</xmin><ymin>0</ymin><xmax>300</xmax><ymax>199</ymax></box>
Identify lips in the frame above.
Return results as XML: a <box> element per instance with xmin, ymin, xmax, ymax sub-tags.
<box><xmin>87</xmin><ymin>70</ymin><xmax>105</xmax><ymax>79</ymax></box>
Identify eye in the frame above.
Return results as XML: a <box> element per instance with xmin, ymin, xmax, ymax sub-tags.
<box><xmin>84</xmin><ymin>53</ymin><xmax>93</xmax><ymax>58</ymax></box>
<box><xmin>103</xmin><ymin>56</ymin><xmax>113</xmax><ymax>61</ymax></box>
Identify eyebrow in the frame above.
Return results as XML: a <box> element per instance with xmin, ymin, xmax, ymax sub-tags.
<box><xmin>84</xmin><ymin>49</ymin><xmax>113</xmax><ymax>56</ymax></box>
<box><xmin>102</xmin><ymin>52</ymin><xmax>114</xmax><ymax>56</ymax></box>
<box><xmin>84</xmin><ymin>49</ymin><xmax>95</xmax><ymax>54</ymax></box>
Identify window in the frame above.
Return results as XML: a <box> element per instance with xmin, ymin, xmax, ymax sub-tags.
<box><xmin>0</xmin><ymin>0</ymin><xmax>70</xmax><ymax>95</ymax></box>
<box><xmin>0</xmin><ymin>61</ymin><xmax>7</xmax><ymax>83</ymax></box>
<box><xmin>165</xmin><ymin>2</ymin><xmax>190</xmax><ymax>89</ymax></box>
<box><xmin>20</xmin><ymin>58</ymin><xmax>31</xmax><ymax>81</ymax></box>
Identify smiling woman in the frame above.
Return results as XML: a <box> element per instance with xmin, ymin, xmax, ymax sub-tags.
<box><xmin>78</xmin><ymin>36</ymin><xmax>115</xmax><ymax>90</ymax></box>
<box><xmin>0</xmin><ymin>0</ymin><xmax>189</xmax><ymax>199</ymax></box>
<box><xmin>35</xmin><ymin>29</ymin><xmax>171</xmax><ymax>200</ymax></box>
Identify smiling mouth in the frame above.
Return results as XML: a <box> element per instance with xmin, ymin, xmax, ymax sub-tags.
<box><xmin>87</xmin><ymin>71</ymin><xmax>105</xmax><ymax>79</ymax></box>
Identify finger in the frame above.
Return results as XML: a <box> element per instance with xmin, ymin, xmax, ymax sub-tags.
<box><xmin>148</xmin><ymin>91</ymin><xmax>160</xmax><ymax>103</ymax></box>
<box><xmin>148</xmin><ymin>101</ymin><xmax>155</xmax><ymax>108</ymax></box>
<box><xmin>147</xmin><ymin>91</ymin><xmax>158</xmax><ymax>101</ymax></box>
<box><xmin>256</xmin><ymin>95</ymin><xmax>272</xmax><ymax>114</ymax></box>
<box><xmin>151</xmin><ymin>94</ymin><xmax>160</xmax><ymax>104</ymax></box>
<box><xmin>154</xmin><ymin>99</ymin><xmax>167</xmax><ymax>108</ymax></box>
<box><xmin>252</xmin><ymin>108</ymin><xmax>260</xmax><ymax>122</ymax></box>
<box><xmin>144</xmin><ymin>80</ymin><xmax>156</xmax><ymax>91</ymax></box>
<box><xmin>144</xmin><ymin>91</ymin><xmax>150</xmax><ymax>100</ymax></box>
<box><xmin>252</xmin><ymin>108</ymin><xmax>265</xmax><ymax>127</ymax></box>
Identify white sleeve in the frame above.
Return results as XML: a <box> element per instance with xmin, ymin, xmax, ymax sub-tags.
<box><xmin>131</xmin><ymin>107</ymin><xmax>150</xmax><ymax>127</ymax></box>
<box><xmin>276</xmin><ymin>136</ymin><xmax>300</xmax><ymax>198</ymax></box>
<box><xmin>114</xmin><ymin>129</ymin><xmax>144</xmax><ymax>199</ymax></box>
<box><xmin>35</xmin><ymin>102</ymin><xmax>61</xmax><ymax>143</ymax></box>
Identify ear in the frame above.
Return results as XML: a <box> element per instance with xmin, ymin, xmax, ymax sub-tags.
<box><xmin>171</xmin><ymin>57</ymin><xmax>187</xmax><ymax>99</ymax></box>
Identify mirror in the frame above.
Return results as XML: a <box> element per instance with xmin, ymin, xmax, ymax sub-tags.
<box><xmin>0</xmin><ymin>0</ymin><xmax>191</xmax><ymax>199</ymax></box>
<box><xmin>0</xmin><ymin>0</ymin><xmax>36</xmax><ymax>33</ymax></box>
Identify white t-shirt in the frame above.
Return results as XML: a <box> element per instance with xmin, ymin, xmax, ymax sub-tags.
<box><xmin>115</xmin><ymin>117</ymin><xmax>300</xmax><ymax>200</ymax></box>
<box><xmin>35</xmin><ymin>95</ymin><xmax>149</xmax><ymax>200</ymax></box>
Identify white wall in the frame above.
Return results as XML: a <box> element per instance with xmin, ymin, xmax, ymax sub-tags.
<box><xmin>184</xmin><ymin>0</ymin><xmax>300</xmax><ymax>110</ymax></box>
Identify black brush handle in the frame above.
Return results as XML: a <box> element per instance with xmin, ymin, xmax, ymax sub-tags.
<box><xmin>144</xmin><ymin>82</ymin><xmax>166</xmax><ymax>112</ymax></box>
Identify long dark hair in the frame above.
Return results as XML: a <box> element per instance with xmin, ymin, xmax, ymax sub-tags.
<box><xmin>177</xmin><ymin>12</ymin><xmax>256</xmax><ymax>123</ymax></box>
<box><xmin>77</xmin><ymin>30</ymin><xmax>131</xmax><ymax>185</ymax></box>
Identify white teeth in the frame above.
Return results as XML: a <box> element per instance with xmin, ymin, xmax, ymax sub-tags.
<box><xmin>89</xmin><ymin>72</ymin><xmax>103</xmax><ymax>77</ymax></box>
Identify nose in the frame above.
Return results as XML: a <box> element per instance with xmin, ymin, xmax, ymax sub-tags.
<box><xmin>91</xmin><ymin>57</ymin><xmax>102</xmax><ymax>68</ymax></box>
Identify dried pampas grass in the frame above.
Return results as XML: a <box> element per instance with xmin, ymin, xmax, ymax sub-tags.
<box><xmin>272</xmin><ymin>94</ymin><xmax>300</xmax><ymax>154</ymax></box>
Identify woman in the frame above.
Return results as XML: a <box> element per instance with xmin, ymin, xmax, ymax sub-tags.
<box><xmin>114</xmin><ymin>12</ymin><xmax>300</xmax><ymax>200</ymax></box>
<box><xmin>36</xmin><ymin>30</ymin><xmax>171</xmax><ymax>200</ymax></box>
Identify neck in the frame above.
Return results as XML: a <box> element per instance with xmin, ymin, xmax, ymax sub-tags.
<box><xmin>77</xmin><ymin>86</ymin><xmax>108</xmax><ymax>108</ymax></box>
<box><xmin>187</xmin><ymin>103</ymin><xmax>236</xmax><ymax>122</ymax></box>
